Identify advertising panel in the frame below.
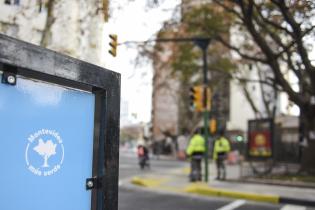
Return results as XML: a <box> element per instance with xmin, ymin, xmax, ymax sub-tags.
<box><xmin>0</xmin><ymin>75</ymin><xmax>95</xmax><ymax>210</ymax></box>
<box><xmin>248</xmin><ymin>119</ymin><xmax>274</xmax><ymax>159</ymax></box>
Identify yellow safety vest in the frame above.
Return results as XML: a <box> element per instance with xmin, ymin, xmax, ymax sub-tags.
<box><xmin>213</xmin><ymin>137</ymin><xmax>231</xmax><ymax>160</ymax></box>
<box><xmin>186</xmin><ymin>134</ymin><xmax>206</xmax><ymax>156</ymax></box>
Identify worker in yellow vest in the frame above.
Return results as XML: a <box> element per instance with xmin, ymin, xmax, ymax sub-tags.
<box><xmin>213</xmin><ymin>129</ymin><xmax>231</xmax><ymax>180</ymax></box>
<box><xmin>186</xmin><ymin>129</ymin><xmax>206</xmax><ymax>182</ymax></box>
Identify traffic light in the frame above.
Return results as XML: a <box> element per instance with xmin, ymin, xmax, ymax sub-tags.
<box><xmin>205</xmin><ymin>87</ymin><xmax>211</xmax><ymax>111</ymax></box>
<box><xmin>189</xmin><ymin>86</ymin><xmax>203</xmax><ymax>112</ymax></box>
<box><xmin>209</xmin><ymin>118</ymin><xmax>217</xmax><ymax>134</ymax></box>
<box><xmin>108</xmin><ymin>34</ymin><xmax>117</xmax><ymax>57</ymax></box>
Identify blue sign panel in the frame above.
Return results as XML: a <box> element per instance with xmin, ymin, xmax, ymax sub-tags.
<box><xmin>0</xmin><ymin>74</ymin><xmax>95</xmax><ymax>210</ymax></box>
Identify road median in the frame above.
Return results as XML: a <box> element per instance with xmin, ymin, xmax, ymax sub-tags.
<box><xmin>130</xmin><ymin>176</ymin><xmax>315</xmax><ymax>207</ymax></box>
<box><xmin>131</xmin><ymin>176</ymin><xmax>279</xmax><ymax>204</ymax></box>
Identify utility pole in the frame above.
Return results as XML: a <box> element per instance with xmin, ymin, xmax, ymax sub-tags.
<box><xmin>194</xmin><ymin>38</ymin><xmax>210</xmax><ymax>182</ymax></box>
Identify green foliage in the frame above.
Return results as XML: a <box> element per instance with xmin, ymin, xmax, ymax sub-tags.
<box><xmin>209</xmin><ymin>57</ymin><xmax>236</xmax><ymax>75</ymax></box>
<box><xmin>182</xmin><ymin>5</ymin><xmax>231</xmax><ymax>37</ymax></box>
<box><xmin>165</xmin><ymin>4</ymin><xmax>236</xmax><ymax>84</ymax></box>
<box><xmin>171</xmin><ymin>43</ymin><xmax>200</xmax><ymax>81</ymax></box>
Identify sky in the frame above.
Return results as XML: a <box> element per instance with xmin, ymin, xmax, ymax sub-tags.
<box><xmin>103</xmin><ymin>0</ymin><xmax>180</xmax><ymax>125</ymax></box>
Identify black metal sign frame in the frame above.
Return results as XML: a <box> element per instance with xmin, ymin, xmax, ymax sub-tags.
<box><xmin>247</xmin><ymin>118</ymin><xmax>274</xmax><ymax>160</ymax></box>
<box><xmin>0</xmin><ymin>34</ymin><xmax>120</xmax><ymax>210</ymax></box>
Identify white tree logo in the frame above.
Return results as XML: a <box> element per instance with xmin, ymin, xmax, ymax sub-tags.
<box><xmin>33</xmin><ymin>139</ymin><xmax>57</xmax><ymax>168</ymax></box>
<box><xmin>25</xmin><ymin>129</ymin><xmax>64</xmax><ymax>176</ymax></box>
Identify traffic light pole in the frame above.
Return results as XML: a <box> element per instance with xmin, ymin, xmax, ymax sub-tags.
<box><xmin>122</xmin><ymin>37</ymin><xmax>211</xmax><ymax>182</ymax></box>
<box><xmin>156</xmin><ymin>38</ymin><xmax>211</xmax><ymax>182</ymax></box>
<box><xmin>194</xmin><ymin>39</ymin><xmax>210</xmax><ymax>182</ymax></box>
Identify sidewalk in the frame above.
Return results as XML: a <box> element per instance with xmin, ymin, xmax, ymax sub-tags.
<box><xmin>130</xmin><ymin>162</ymin><xmax>315</xmax><ymax>207</ymax></box>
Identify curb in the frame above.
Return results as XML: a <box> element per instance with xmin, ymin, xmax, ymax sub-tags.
<box><xmin>228</xmin><ymin>178</ymin><xmax>315</xmax><ymax>190</ymax></box>
<box><xmin>131</xmin><ymin>176</ymin><xmax>315</xmax><ymax>207</ymax></box>
<box><xmin>279</xmin><ymin>197</ymin><xmax>315</xmax><ymax>207</ymax></box>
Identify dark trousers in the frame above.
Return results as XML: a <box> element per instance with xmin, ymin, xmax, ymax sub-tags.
<box><xmin>190</xmin><ymin>154</ymin><xmax>203</xmax><ymax>182</ymax></box>
<box><xmin>216</xmin><ymin>156</ymin><xmax>226</xmax><ymax>180</ymax></box>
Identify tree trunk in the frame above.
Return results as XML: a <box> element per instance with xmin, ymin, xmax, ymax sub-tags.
<box><xmin>40</xmin><ymin>0</ymin><xmax>56</xmax><ymax>47</ymax></box>
<box><xmin>300</xmin><ymin>107</ymin><xmax>315</xmax><ymax>174</ymax></box>
<box><xmin>43</xmin><ymin>155</ymin><xmax>49</xmax><ymax>168</ymax></box>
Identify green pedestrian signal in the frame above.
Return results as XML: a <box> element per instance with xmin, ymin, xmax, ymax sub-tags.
<box><xmin>236</xmin><ymin>135</ymin><xmax>244</xmax><ymax>142</ymax></box>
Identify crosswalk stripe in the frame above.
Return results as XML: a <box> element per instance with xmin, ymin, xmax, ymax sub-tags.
<box><xmin>280</xmin><ymin>205</ymin><xmax>306</xmax><ymax>210</ymax></box>
<box><xmin>216</xmin><ymin>200</ymin><xmax>246</xmax><ymax>210</ymax></box>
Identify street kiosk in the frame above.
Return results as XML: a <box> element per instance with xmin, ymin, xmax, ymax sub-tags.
<box><xmin>0</xmin><ymin>34</ymin><xmax>120</xmax><ymax>210</ymax></box>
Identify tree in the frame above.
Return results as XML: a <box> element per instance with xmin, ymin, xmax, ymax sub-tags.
<box><xmin>210</xmin><ymin>0</ymin><xmax>315</xmax><ymax>172</ymax></box>
<box><xmin>33</xmin><ymin>139</ymin><xmax>57</xmax><ymax>168</ymax></box>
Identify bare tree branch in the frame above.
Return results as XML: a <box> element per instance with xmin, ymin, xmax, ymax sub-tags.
<box><xmin>274</xmin><ymin>0</ymin><xmax>315</xmax><ymax>77</ymax></box>
<box><xmin>258</xmin><ymin>69</ymin><xmax>272</xmax><ymax>117</ymax></box>
<box><xmin>216</xmin><ymin>36</ymin><xmax>267</xmax><ymax>63</ymax></box>
<box><xmin>212</xmin><ymin>0</ymin><xmax>244</xmax><ymax>21</ymax></box>
<box><xmin>236</xmin><ymin>0</ymin><xmax>306</xmax><ymax>107</ymax></box>
<box><xmin>253</xmin><ymin>2</ymin><xmax>294</xmax><ymax>36</ymax></box>
<box><xmin>241</xmin><ymin>84</ymin><xmax>262</xmax><ymax>118</ymax></box>
<box><xmin>234</xmin><ymin>76</ymin><xmax>279</xmax><ymax>89</ymax></box>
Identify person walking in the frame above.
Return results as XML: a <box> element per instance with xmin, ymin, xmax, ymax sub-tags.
<box><xmin>177</xmin><ymin>128</ymin><xmax>189</xmax><ymax>160</ymax></box>
<box><xmin>186</xmin><ymin>129</ymin><xmax>205</xmax><ymax>182</ymax></box>
<box><xmin>213</xmin><ymin>129</ymin><xmax>231</xmax><ymax>180</ymax></box>
<box><xmin>137</xmin><ymin>141</ymin><xmax>150</xmax><ymax>170</ymax></box>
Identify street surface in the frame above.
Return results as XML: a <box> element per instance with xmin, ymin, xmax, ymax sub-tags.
<box><xmin>118</xmin><ymin>151</ymin><xmax>314</xmax><ymax>210</ymax></box>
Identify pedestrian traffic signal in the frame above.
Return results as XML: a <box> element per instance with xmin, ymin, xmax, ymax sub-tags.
<box><xmin>189</xmin><ymin>86</ymin><xmax>203</xmax><ymax>112</ymax></box>
<box><xmin>209</xmin><ymin>118</ymin><xmax>217</xmax><ymax>134</ymax></box>
<box><xmin>108</xmin><ymin>34</ymin><xmax>117</xmax><ymax>57</ymax></box>
<box><xmin>236</xmin><ymin>135</ymin><xmax>244</xmax><ymax>142</ymax></box>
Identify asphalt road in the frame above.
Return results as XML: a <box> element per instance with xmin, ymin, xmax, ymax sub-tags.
<box><xmin>119</xmin><ymin>187</ymin><xmax>282</xmax><ymax>210</ymax></box>
<box><xmin>119</xmin><ymin>151</ymin><xmax>187</xmax><ymax>180</ymax></box>
<box><xmin>118</xmin><ymin>151</ymin><xmax>313</xmax><ymax>210</ymax></box>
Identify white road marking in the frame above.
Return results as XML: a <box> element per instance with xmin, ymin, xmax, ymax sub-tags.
<box><xmin>280</xmin><ymin>205</ymin><xmax>306</xmax><ymax>210</ymax></box>
<box><xmin>216</xmin><ymin>200</ymin><xmax>246</xmax><ymax>210</ymax></box>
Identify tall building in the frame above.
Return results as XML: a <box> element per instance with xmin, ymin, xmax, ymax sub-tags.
<box><xmin>0</xmin><ymin>0</ymin><xmax>105</xmax><ymax>66</ymax></box>
<box><xmin>151</xmin><ymin>39</ymin><xmax>180</xmax><ymax>140</ymax></box>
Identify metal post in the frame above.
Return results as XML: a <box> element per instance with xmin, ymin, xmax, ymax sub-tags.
<box><xmin>194</xmin><ymin>38</ymin><xmax>210</xmax><ymax>182</ymax></box>
<box><xmin>202</xmin><ymin>48</ymin><xmax>210</xmax><ymax>182</ymax></box>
